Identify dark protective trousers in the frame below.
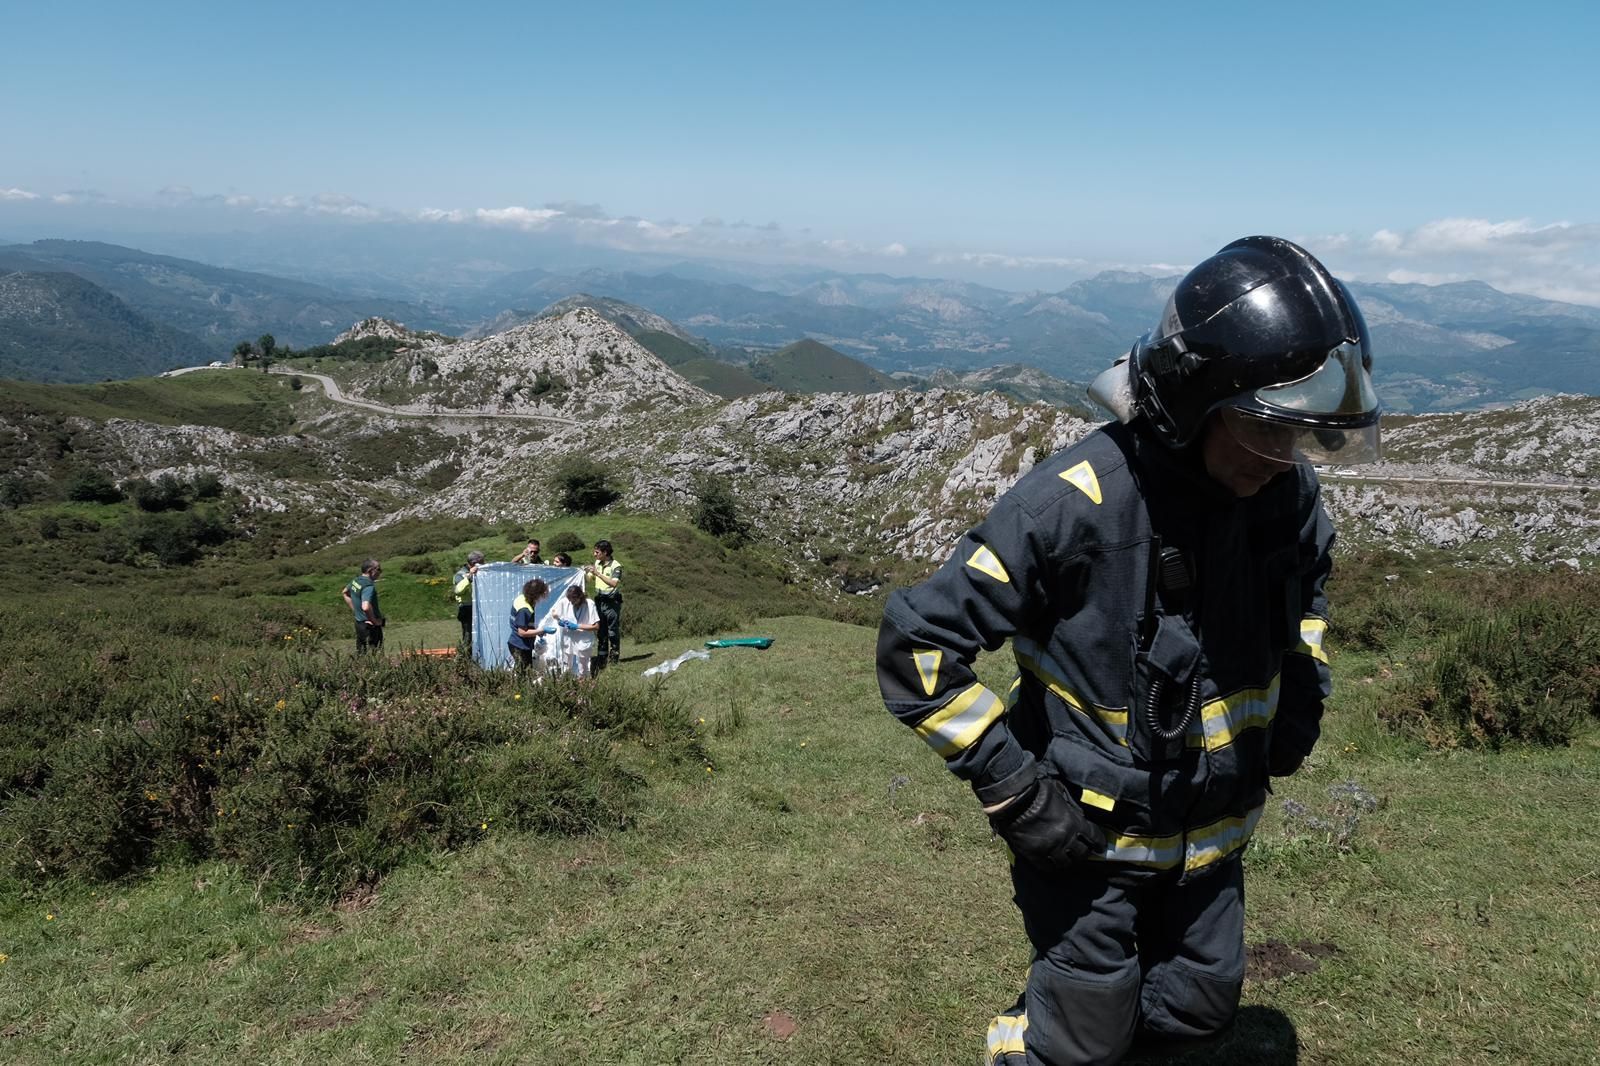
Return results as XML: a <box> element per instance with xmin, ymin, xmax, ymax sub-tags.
<box><xmin>594</xmin><ymin>593</ymin><xmax>621</xmax><ymax>670</ymax></box>
<box><xmin>1002</xmin><ymin>858</ymin><xmax>1245</xmax><ymax>1065</ymax></box>
<box><xmin>354</xmin><ymin>621</ymin><xmax>384</xmax><ymax>655</ymax></box>
<box><xmin>457</xmin><ymin>602</ymin><xmax>473</xmax><ymax>647</ymax></box>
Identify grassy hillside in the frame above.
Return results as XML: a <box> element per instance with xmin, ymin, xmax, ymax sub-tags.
<box><xmin>672</xmin><ymin>356</ymin><xmax>769</xmax><ymax>398</ymax></box>
<box><xmin>751</xmin><ymin>338</ymin><xmax>898</xmax><ymax>393</ymax></box>
<box><xmin>0</xmin><ymin>370</ymin><xmax>299</xmax><ymax>437</ymax></box>
<box><xmin>0</xmin><ymin>586</ymin><xmax>1595</xmax><ymax>1063</ymax></box>
<box><xmin>0</xmin><ymin>271</ymin><xmax>214</xmax><ymax>382</ymax></box>
<box><xmin>630</xmin><ymin>329</ymin><xmax>711</xmax><ymax>367</ymax></box>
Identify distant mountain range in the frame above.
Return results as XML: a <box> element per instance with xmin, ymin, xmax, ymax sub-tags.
<box><xmin>1</xmin><ymin>238</ymin><xmax>1597</xmax><ymax>409</ymax></box>
<box><xmin>0</xmin><ymin>239</ymin><xmax>452</xmax><ymax>354</ymax></box>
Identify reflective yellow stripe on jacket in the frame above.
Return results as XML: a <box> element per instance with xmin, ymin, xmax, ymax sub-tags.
<box><xmin>914</xmin><ymin>683</ymin><xmax>1005</xmax><ymax>758</ymax></box>
<box><xmin>1012</xmin><ymin>639</ymin><xmax>1130</xmax><ymax>746</ymax></box>
<box><xmin>1091</xmin><ymin>804</ymin><xmax>1265</xmax><ymax>873</ymax></box>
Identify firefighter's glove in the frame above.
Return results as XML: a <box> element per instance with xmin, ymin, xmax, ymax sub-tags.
<box><xmin>1268</xmin><ymin>717</ymin><xmax>1316</xmax><ymax>777</ymax></box>
<box><xmin>987</xmin><ymin>776</ymin><xmax>1106</xmax><ymax>873</ymax></box>
<box><xmin>1267</xmin><ymin>742</ymin><xmax>1307</xmax><ymax>778</ymax></box>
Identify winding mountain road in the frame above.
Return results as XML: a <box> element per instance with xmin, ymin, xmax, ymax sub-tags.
<box><xmin>271</xmin><ymin>367</ymin><xmax>582</xmax><ymax>427</ymax></box>
<box><xmin>1319</xmin><ymin>471</ymin><xmax>1595</xmax><ymax>493</ymax></box>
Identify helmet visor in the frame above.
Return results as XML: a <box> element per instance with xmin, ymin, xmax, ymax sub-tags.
<box><xmin>1255</xmin><ymin>343</ymin><xmax>1378</xmax><ymax>419</ymax></box>
<box><xmin>1221</xmin><ymin>406</ymin><xmax>1382</xmax><ymax>465</ymax></box>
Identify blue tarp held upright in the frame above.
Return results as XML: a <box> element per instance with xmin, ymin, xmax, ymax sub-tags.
<box><xmin>470</xmin><ymin>563</ymin><xmax>584</xmax><ymax>669</ymax></box>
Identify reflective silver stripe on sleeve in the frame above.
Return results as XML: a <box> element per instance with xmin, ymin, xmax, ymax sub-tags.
<box><xmin>914</xmin><ymin>683</ymin><xmax>1005</xmax><ymax>758</ymax></box>
<box><xmin>1294</xmin><ymin>617</ymin><xmax>1329</xmax><ymax>663</ymax></box>
<box><xmin>1199</xmin><ymin>675</ymin><xmax>1281</xmax><ymax>752</ymax></box>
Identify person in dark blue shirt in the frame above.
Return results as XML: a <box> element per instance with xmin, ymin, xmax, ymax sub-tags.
<box><xmin>508</xmin><ymin>578</ymin><xmax>550</xmax><ymax>673</ymax></box>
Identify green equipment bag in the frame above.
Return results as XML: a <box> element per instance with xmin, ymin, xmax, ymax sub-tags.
<box><xmin>704</xmin><ymin>637</ymin><xmax>774</xmax><ymax>649</ymax></box>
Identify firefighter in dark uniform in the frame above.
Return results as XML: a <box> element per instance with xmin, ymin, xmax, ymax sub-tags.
<box><xmin>452</xmin><ymin>550</ymin><xmax>484</xmax><ymax>649</ymax></box>
<box><xmin>876</xmin><ymin>237</ymin><xmax>1382</xmax><ymax>1065</ymax></box>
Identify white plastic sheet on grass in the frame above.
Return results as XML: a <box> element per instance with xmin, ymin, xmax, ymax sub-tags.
<box><xmin>641</xmin><ymin>649</ymin><xmax>712</xmax><ymax>678</ymax></box>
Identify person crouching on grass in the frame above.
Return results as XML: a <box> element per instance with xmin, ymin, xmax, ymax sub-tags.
<box><xmin>508</xmin><ymin>578</ymin><xmax>549</xmax><ymax>674</ymax></box>
<box><xmin>554</xmin><ymin>584</ymin><xmax>600</xmax><ymax>678</ymax></box>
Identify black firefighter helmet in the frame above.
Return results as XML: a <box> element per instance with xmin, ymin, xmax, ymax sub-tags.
<box><xmin>1089</xmin><ymin>236</ymin><xmax>1381</xmax><ymax>464</ymax></box>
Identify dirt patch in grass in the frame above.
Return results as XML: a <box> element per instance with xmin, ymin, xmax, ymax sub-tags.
<box><xmin>762</xmin><ymin>1010</ymin><xmax>798</xmax><ymax>1040</ymax></box>
<box><xmin>293</xmin><ymin>988</ymin><xmax>382</xmax><ymax>1033</ymax></box>
<box><xmin>1246</xmin><ymin>939</ymin><xmax>1339</xmax><ymax>981</ymax></box>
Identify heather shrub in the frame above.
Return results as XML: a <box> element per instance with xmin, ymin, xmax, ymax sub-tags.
<box><xmin>1385</xmin><ymin>600</ymin><xmax>1598</xmax><ymax>748</ymax></box>
<box><xmin>545</xmin><ymin>530</ymin><xmax>586</xmax><ymax>555</ymax></box>
<box><xmin>1</xmin><ymin>593</ymin><xmax>696</xmax><ymax>900</ymax></box>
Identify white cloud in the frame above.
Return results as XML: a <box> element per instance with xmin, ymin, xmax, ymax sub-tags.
<box><xmin>474</xmin><ymin>206</ymin><xmax>563</xmax><ymax>229</ymax></box>
<box><xmin>880</xmin><ymin>242</ymin><xmax>908</xmax><ymax>257</ymax></box>
<box><xmin>1316</xmin><ymin>217</ymin><xmax>1600</xmax><ymax>308</ymax></box>
<box><xmin>1</xmin><ymin>187</ymin><xmax>40</xmax><ymax>201</ymax></box>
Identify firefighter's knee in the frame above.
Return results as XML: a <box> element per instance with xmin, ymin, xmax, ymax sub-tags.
<box><xmin>1022</xmin><ymin>952</ymin><xmax>1141</xmax><ymax>1066</ymax></box>
<box><xmin>1140</xmin><ymin>957</ymin><xmax>1242</xmax><ymax>1039</ymax></box>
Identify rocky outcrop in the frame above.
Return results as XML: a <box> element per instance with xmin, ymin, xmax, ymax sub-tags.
<box><xmin>332</xmin><ymin>317</ymin><xmax>453</xmax><ymax>347</ymax></box>
<box><xmin>345</xmin><ymin>307</ymin><xmax>713</xmax><ymax>420</ymax></box>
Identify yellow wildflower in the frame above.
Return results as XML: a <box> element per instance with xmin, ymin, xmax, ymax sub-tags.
<box><xmin>274</xmin><ymin>699</ymin><xmax>286</xmax><ymax>710</ymax></box>
<box><xmin>479</xmin><ymin>822</ymin><xmax>488</xmax><ymax>830</ymax></box>
<box><xmin>0</xmin><ymin>952</ymin><xmax>8</xmax><ymax>964</ymax></box>
<box><xmin>514</xmin><ymin>693</ymin><xmax>522</xmax><ymax>701</ymax></box>
<box><xmin>45</xmin><ymin>914</ymin><xmax>54</xmax><ymax>922</ymax></box>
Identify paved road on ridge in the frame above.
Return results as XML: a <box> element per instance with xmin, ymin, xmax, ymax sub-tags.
<box><xmin>163</xmin><ymin>364</ymin><xmax>580</xmax><ymax>427</ymax></box>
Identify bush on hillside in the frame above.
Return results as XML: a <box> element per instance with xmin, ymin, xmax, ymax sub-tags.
<box><xmin>1387</xmin><ymin>601</ymin><xmax>1598</xmax><ymax>748</ymax></box>
<box><xmin>552</xmin><ymin>457</ymin><xmax>620</xmax><ymax>514</ymax></box>
<box><xmin>1</xmin><ymin>475</ymin><xmax>37</xmax><ymax>509</ymax></box>
<box><xmin>0</xmin><ymin>606</ymin><xmax>700</xmax><ymax>899</ymax></box>
<box><xmin>693</xmin><ymin>475</ymin><xmax>749</xmax><ymax>543</ymax></box>
<box><xmin>545</xmin><ymin>530</ymin><xmax>586</xmax><ymax>556</ymax></box>
<box><xmin>67</xmin><ymin>468</ymin><xmax>124</xmax><ymax>504</ymax></box>
<box><xmin>126</xmin><ymin>473</ymin><xmax>190</xmax><ymax>512</ymax></box>
<box><xmin>126</xmin><ymin>505</ymin><xmax>238</xmax><ymax>566</ymax></box>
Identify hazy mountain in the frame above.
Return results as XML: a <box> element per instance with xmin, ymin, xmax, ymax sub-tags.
<box><xmin>0</xmin><ymin>270</ymin><xmax>214</xmax><ymax>382</ymax></box>
<box><xmin>6</xmin><ymin>236</ymin><xmax>1597</xmax><ymax>409</ymax></box>
<box><xmin>0</xmin><ymin>240</ymin><xmax>458</xmax><ymax>354</ymax></box>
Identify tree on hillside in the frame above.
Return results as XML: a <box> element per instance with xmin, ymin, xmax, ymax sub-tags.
<box><xmin>232</xmin><ymin>340</ymin><xmax>256</xmax><ymax>364</ymax></box>
<box><xmin>552</xmin><ymin>457</ymin><xmax>620</xmax><ymax>514</ymax></box>
<box><xmin>693</xmin><ymin>475</ymin><xmax>749</xmax><ymax>543</ymax></box>
<box><xmin>67</xmin><ymin>468</ymin><xmax>124</xmax><ymax>504</ymax></box>
<box><xmin>257</xmin><ymin>334</ymin><xmax>276</xmax><ymax>359</ymax></box>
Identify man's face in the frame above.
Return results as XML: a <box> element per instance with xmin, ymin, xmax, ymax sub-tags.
<box><xmin>1200</xmin><ymin>413</ymin><xmax>1295</xmax><ymax>497</ymax></box>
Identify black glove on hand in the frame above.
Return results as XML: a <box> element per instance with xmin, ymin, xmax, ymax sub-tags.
<box><xmin>1267</xmin><ymin>742</ymin><xmax>1307</xmax><ymax>778</ymax></box>
<box><xmin>987</xmin><ymin>775</ymin><xmax>1107</xmax><ymax>873</ymax></box>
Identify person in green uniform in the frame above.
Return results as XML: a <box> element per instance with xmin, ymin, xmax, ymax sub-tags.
<box><xmin>342</xmin><ymin>558</ymin><xmax>385</xmax><ymax>654</ymax></box>
<box><xmin>452</xmin><ymin>550</ymin><xmax>485</xmax><ymax>648</ymax></box>
<box><xmin>584</xmin><ymin>539</ymin><xmax>623</xmax><ymax>673</ymax></box>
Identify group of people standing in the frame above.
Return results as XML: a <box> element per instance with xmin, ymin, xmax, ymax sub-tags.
<box><xmin>450</xmin><ymin>538</ymin><xmax>624</xmax><ymax>678</ymax></box>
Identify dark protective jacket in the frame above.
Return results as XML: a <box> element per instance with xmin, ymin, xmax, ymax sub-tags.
<box><xmin>877</xmin><ymin>421</ymin><xmax>1333</xmax><ymax>882</ymax></box>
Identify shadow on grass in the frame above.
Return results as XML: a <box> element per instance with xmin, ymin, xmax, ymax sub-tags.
<box><xmin>1126</xmin><ymin>1005</ymin><xmax>1298</xmax><ymax>1064</ymax></box>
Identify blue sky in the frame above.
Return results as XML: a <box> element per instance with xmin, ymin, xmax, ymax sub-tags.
<box><xmin>4</xmin><ymin>0</ymin><xmax>1599</xmax><ymax>301</ymax></box>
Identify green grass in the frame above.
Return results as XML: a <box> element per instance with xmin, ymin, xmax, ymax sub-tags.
<box><xmin>0</xmin><ymin>371</ymin><xmax>299</xmax><ymax>436</ymax></box>
<box><xmin>3</xmin><ymin>613</ymin><xmax>1596</xmax><ymax>1064</ymax></box>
